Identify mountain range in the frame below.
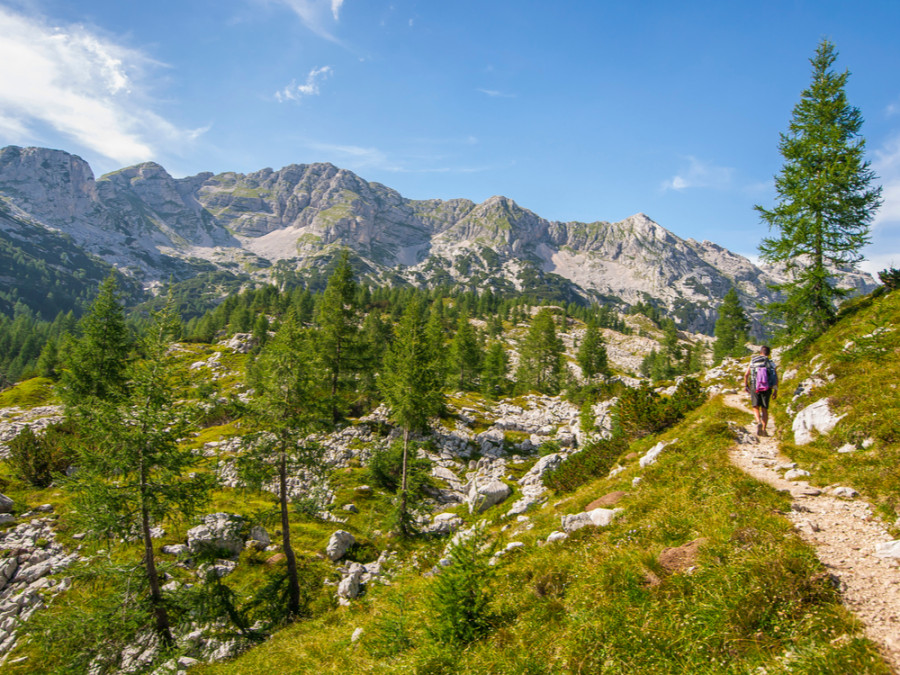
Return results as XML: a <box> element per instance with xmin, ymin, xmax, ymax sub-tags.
<box><xmin>0</xmin><ymin>145</ymin><xmax>876</xmax><ymax>332</ymax></box>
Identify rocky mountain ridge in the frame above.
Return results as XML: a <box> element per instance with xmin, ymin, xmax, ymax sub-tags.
<box><xmin>0</xmin><ymin>145</ymin><xmax>876</xmax><ymax>332</ymax></box>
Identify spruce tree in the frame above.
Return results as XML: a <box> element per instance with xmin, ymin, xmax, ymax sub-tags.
<box><xmin>449</xmin><ymin>312</ymin><xmax>481</xmax><ymax>391</ymax></box>
<box><xmin>576</xmin><ymin>319</ymin><xmax>610</xmax><ymax>381</ymax></box>
<box><xmin>60</xmin><ymin>275</ymin><xmax>132</xmax><ymax>404</ymax></box>
<box><xmin>315</xmin><ymin>251</ymin><xmax>359</xmax><ymax>420</ymax></box>
<box><xmin>378</xmin><ymin>298</ymin><xmax>443</xmax><ymax>536</ymax></box>
<box><xmin>481</xmin><ymin>341</ymin><xmax>509</xmax><ymax>400</ymax></box>
<box><xmin>712</xmin><ymin>287</ymin><xmax>750</xmax><ymax>363</ymax></box>
<box><xmin>515</xmin><ymin>308</ymin><xmax>565</xmax><ymax>394</ymax></box>
<box><xmin>756</xmin><ymin>39</ymin><xmax>882</xmax><ymax>338</ymax></box>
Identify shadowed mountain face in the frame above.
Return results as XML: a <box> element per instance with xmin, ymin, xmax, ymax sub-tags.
<box><xmin>0</xmin><ymin>146</ymin><xmax>876</xmax><ymax>332</ymax></box>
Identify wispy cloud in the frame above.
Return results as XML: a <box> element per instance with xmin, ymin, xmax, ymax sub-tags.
<box><xmin>0</xmin><ymin>6</ymin><xmax>200</xmax><ymax>165</ymax></box>
<box><xmin>873</xmin><ymin>133</ymin><xmax>900</xmax><ymax>228</ymax></box>
<box><xmin>275</xmin><ymin>66</ymin><xmax>333</xmax><ymax>103</ymax></box>
<box><xmin>305</xmin><ymin>140</ymin><xmax>500</xmax><ymax>175</ymax></box>
<box><xmin>661</xmin><ymin>156</ymin><xmax>734</xmax><ymax>191</ymax></box>
<box><xmin>268</xmin><ymin>0</ymin><xmax>345</xmax><ymax>42</ymax></box>
<box><xmin>477</xmin><ymin>88</ymin><xmax>516</xmax><ymax>98</ymax></box>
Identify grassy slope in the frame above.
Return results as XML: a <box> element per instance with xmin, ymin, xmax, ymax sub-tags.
<box><xmin>2</xmin><ymin>293</ymin><xmax>898</xmax><ymax>673</ymax></box>
<box><xmin>196</xmin><ymin>399</ymin><xmax>887</xmax><ymax>675</ymax></box>
<box><xmin>772</xmin><ymin>288</ymin><xmax>900</xmax><ymax>527</ymax></box>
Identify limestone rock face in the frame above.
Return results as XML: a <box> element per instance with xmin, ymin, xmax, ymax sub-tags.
<box><xmin>0</xmin><ymin>145</ymin><xmax>877</xmax><ymax>331</ymax></box>
<box><xmin>792</xmin><ymin>399</ymin><xmax>846</xmax><ymax>445</ymax></box>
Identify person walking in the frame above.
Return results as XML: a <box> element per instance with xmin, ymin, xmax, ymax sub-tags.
<box><xmin>744</xmin><ymin>345</ymin><xmax>778</xmax><ymax>436</ymax></box>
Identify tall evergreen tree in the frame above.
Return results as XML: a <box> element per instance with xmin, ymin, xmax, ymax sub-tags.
<box><xmin>60</xmin><ymin>275</ymin><xmax>132</xmax><ymax>405</ymax></box>
<box><xmin>449</xmin><ymin>312</ymin><xmax>481</xmax><ymax>391</ymax></box>
<box><xmin>576</xmin><ymin>319</ymin><xmax>610</xmax><ymax>381</ymax></box>
<box><xmin>67</xmin><ymin>298</ymin><xmax>213</xmax><ymax>645</ymax></box>
<box><xmin>315</xmin><ymin>251</ymin><xmax>359</xmax><ymax>420</ymax></box>
<box><xmin>245</xmin><ymin>312</ymin><xmax>327</xmax><ymax>617</ymax></box>
<box><xmin>481</xmin><ymin>341</ymin><xmax>509</xmax><ymax>400</ymax></box>
<box><xmin>712</xmin><ymin>287</ymin><xmax>750</xmax><ymax>363</ymax></box>
<box><xmin>756</xmin><ymin>39</ymin><xmax>882</xmax><ymax>338</ymax></box>
<box><xmin>379</xmin><ymin>298</ymin><xmax>443</xmax><ymax>536</ymax></box>
<box><xmin>515</xmin><ymin>308</ymin><xmax>565</xmax><ymax>394</ymax></box>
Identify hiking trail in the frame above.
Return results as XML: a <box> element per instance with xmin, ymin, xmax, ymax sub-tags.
<box><xmin>724</xmin><ymin>394</ymin><xmax>900</xmax><ymax>673</ymax></box>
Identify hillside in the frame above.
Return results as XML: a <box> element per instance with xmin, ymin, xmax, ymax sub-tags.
<box><xmin>0</xmin><ymin>146</ymin><xmax>876</xmax><ymax>333</ymax></box>
<box><xmin>0</xmin><ymin>280</ymin><xmax>896</xmax><ymax>673</ymax></box>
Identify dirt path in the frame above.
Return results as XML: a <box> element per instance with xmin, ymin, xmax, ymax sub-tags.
<box><xmin>724</xmin><ymin>394</ymin><xmax>900</xmax><ymax>673</ymax></box>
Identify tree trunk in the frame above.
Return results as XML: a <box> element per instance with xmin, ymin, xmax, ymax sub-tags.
<box><xmin>400</xmin><ymin>427</ymin><xmax>410</xmax><ymax>537</ymax></box>
<box><xmin>140</xmin><ymin>457</ymin><xmax>173</xmax><ymax>646</ymax></box>
<box><xmin>280</xmin><ymin>445</ymin><xmax>301</xmax><ymax>616</ymax></box>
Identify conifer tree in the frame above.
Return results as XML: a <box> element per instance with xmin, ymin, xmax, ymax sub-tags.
<box><xmin>315</xmin><ymin>251</ymin><xmax>359</xmax><ymax>420</ymax></box>
<box><xmin>245</xmin><ymin>312</ymin><xmax>327</xmax><ymax>616</ymax></box>
<box><xmin>67</xmin><ymin>298</ymin><xmax>213</xmax><ymax>645</ymax></box>
<box><xmin>481</xmin><ymin>341</ymin><xmax>509</xmax><ymax>400</ymax></box>
<box><xmin>515</xmin><ymin>308</ymin><xmax>565</xmax><ymax>394</ymax></box>
<box><xmin>756</xmin><ymin>39</ymin><xmax>882</xmax><ymax>338</ymax></box>
<box><xmin>576</xmin><ymin>319</ymin><xmax>610</xmax><ymax>381</ymax></box>
<box><xmin>712</xmin><ymin>287</ymin><xmax>750</xmax><ymax>363</ymax></box>
<box><xmin>449</xmin><ymin>312</ymin><xmax>481</xmax><ymax>390</ymax></box>
<box><xmin>379</xmin><ymin>298</ymin><xmax>443</xmax><ymax>535</ymax></box>
<box><xmin>60</xmin><ymin>275</ymin><xmax>132</xmax><ymax>404</ymax></box>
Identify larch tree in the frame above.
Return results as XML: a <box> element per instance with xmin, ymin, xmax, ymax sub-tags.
<box><xmin>244</xmin><ymin>311</ymin><xmax>327</xmax><ymax>617</ymax></box>
<box><xmin>755</xmin><ymin>39</ymin><xmax>882</xmax><ymax>338</ymax></box>
<box><xmin>67</xmin><ymin>297</ymin><xmax>213</xmax><ymax>645</ymax></box>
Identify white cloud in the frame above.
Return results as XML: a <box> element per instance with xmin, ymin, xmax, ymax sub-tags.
<box><xmin>0</xmin><ymin>7</ymin><xmax>200</xmax><ymax>165</ymax></box>
<box><xmin>873</xmin><ymin>133</ymin><xmax>900</xmax><ymax>227</ymax></box>
<box><xmin>661</xmin><ymin>156</ymin><xmax>734</xmax><ymax>191</ymax></box>
<box><xmin>275</xmin><ymin>66</ymin><xmax>333</xmax><ymax>103</ymax></box>
<box><xmin>477</xmin><ymin>88</ymin><xmax>516</xmax><ymax>98</ymax></box>
<box><xmin>269</xmin><ymin>0</ymin><xmax>345</xmax><ymax>41</ymax></box>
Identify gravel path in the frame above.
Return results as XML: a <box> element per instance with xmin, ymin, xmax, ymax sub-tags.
<box><xmin>724</xmin><ymin>394</ymin><xmax>900</xmax><ymax>673</ymax></box>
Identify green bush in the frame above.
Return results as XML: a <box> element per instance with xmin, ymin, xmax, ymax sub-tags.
<box><xmin>543</xmin><ymin>436</ymin><xmax>627</xmax><ymax>493</ymax></box>
<box><xmin>427</xmin><ymin>525</ymin><xmax>496</xmax><ymax>645</ymax></box>
<box><xmin>613</xmin><ymin>378</ymin><xmax>703</xmax><ymax>440</ymax></box>
<box><xmin>8</xmin><ymin>422</ymin><xmax>75</xmax><ymax>488</ymax></box>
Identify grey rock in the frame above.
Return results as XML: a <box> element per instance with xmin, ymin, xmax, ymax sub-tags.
<box><xmin>639</xmin><ymin>439</ymin><xmax>675</xmax><ymax>468</ymax></box>
<box><xmin>337</xmin><ymin>562</ymin><xmax>365</xmax><ymax>601</ymax></box>
<box><xmin>248</xmin><ymin>525</ymin><xmax>271</xmax><ymax>547</ymax></box>
<box><xmin>561</xmin><ymin>507</ymin><xmax>623</xmax><ymax>533</ymax></box>
<box><xmin>830</xmin><ymin>486</ymin><xmax>859</xmax><ymax>499</ymax></box>
<box><xmin>326</xmin><ymin>530</ymin><xmax>356</xmax><ymax>562</ymax></box>
<box><xmin>875</xmin><ymin>540</ymin><xmax>900</xmax><ymax>559</ymax></box>
<box><xmin>0</xmin><ymin>494</ymin><xmax>12</xmax><ymax>514</ymax></box>
<box><xmin>546</xmin><ymin>531</ymin><xmax>569</xmax><ymax>543</ymax></box>
<box><xmin>467</xmin><ymin>479</ymin><xmax>512</xmax><ymax>514</ymax></box>
<box><xmin>792</xmin><ymin>399</ymin><xmax>845</xmax><ymax>446</ymax></box>
<box><xmin>784</xmin><ymin>469</ymin><xmax>811</xmax><ymax>481</ymax></box>
<box><xmin>187</xmin><ymin>513</ymin><xmax>245</xmax><ymax>557</ymax></box>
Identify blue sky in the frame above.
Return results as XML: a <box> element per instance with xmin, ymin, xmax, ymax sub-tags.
<box><xmin>1</xmin><ymin>0</ymin><xmax>899</xmax><ymax>272</ymax></box>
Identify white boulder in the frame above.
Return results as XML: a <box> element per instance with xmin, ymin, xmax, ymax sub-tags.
<box><xmin>326</xmin><ymin>530</ymin><xmax>356</xmax><ymax>561</ymax></box>
<box><xmin>467</xmin><ymin>479</ymin><xmax>512</xmax><ymax>514</ymax></box>
<box><xmin>792</xmin><ymin>399</ymin><xmax>845</xmax><ymax>445</ymax></box>
<box><xmin>561</xmin><ymin>507</ymin><xmax>622</xmax><ymax>533</ymax></box>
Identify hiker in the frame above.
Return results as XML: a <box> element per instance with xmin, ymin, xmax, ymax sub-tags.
<box><xmin>744</xmin><ymin>345</ymin><xmax>778</xmax><ymax>436</ymax></box>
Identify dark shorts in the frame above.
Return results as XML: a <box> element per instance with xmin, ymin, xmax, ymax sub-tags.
<box><xmin>750</xmin><ymin>389</ymin><xmax>772</xmax><ymax>409</ymax></box>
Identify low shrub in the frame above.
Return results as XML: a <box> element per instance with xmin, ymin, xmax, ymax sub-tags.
<box><xmin>8</xmin><ymin>422</ymin><xmax>76</xmax><ymax>488</ymax></box>
<box><xmin>543</xmin><ymin>436</ymin><xmax>626</xmax><ymax>493</ymax></box>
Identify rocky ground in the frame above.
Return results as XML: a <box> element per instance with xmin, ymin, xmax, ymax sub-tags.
<box><xmin>725</xmin><ymin>394</ymin><xmax>900</xmax><ymax>672</ymax></box>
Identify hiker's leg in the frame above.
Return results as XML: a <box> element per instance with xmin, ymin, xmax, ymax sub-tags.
<box><xmin>761</xmin><ymin>408</ymin><xmax>769</xmax><ymax>431</ymax></box>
